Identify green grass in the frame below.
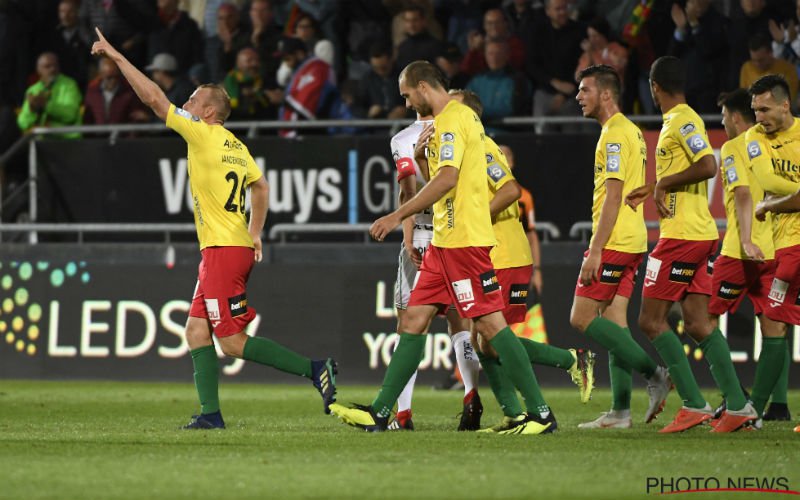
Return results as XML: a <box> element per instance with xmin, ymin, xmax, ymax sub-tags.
<box><xmin>0</xmin><ymin>381</ymin><xmax>797</xmax><ymax>500</ymax></box>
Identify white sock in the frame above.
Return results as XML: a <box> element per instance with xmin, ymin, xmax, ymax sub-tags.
<box><xmin>451</xmin><ymin>330</ymin><xmax>480</xmax><ymax>395</ymax></box>
<box><xmin>609</xmin><ymin>409</ymin><xmax>631</xmax><ymax>420</ymax></box>
<box><xmin>396</xmin><ymin>370</ymin><xmax>418</xmax><ymax>413</ymax></box>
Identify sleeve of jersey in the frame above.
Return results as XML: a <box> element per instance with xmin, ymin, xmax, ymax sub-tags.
<box><xmin>436</xmin><ymin>113</ymin><xmax>464</xmax><ymax>170</ymax></box>
<box><xmin>391</xmin><ymin>136</ymin><xmax>416</xmax><ymax>182</ymax></box>
<box><xmin>720</xmin><ymin>142</ymin><xmax>747</xmax><ymax>192</ymax></box>
<box><xmin>486</xmin><ymin>145</ymin><xmax>514</xmax><ymax>190</ymax></box>
<box><xmin>745</xmin><ymin>132</ymin><xmax>800</xmax><ymax>195</ymax></box>
<box><xmin>601</xmin><ymin>131</ymin><xmax>626</xmax><ymax>181</ymax></box>
<box><xmin>165</xmin><ymin>103</ymin><xmax>205</xmax><ymax>145</ymax></box>
<box><xmin>676</xmin><ymin>120</ymin><xmax>713</xmax><ymax>163</ymax></box>
<box><xmin>245</xmin><ymin>153</ymin><xmax>263</xmax><ymax>185</ymax></box>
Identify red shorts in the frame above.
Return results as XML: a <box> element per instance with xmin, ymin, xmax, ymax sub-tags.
<box><xmin>574</xmin><ymin>249</ymin><xmax>644</xmax><ymax>301</ymax></box>
<box><xmin>642</xmin><ymin>238</ymin><xmax>717</xmax><ymax>301</ymax></box>
<box><xmin>708</xmin><ymin>255</ymin><xmax>775</xmax><ymax>316</ymax></box>
<box><xmin>409</xmin><ymin>245</ymin><xmax>504</xmax><ymax>318</ymax></box>
<box><xmin>764</xmin><ymin>244</ymin><xmax>800</xmax><ymax>324</ymax></box>
<box><xmin>497</xmin><ymin>265</ymin><xmax>532</xmax><ymax>324</ymax></box>
<box><xmin>189</xmin><ymin>246</ymin><xmax>257</xmax><ymax>337</ymax></box>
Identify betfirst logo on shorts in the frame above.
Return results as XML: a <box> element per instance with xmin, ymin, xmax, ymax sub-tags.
<box><xmin>669</xmin><ymin>262</ymin><xmax>697</xmax><ymax>284</ymax></box>
<box><xmin>480</xmin><ymin>271</ymin><xmax>500</xmax><ymax>294</ymax></box>
<box><xmin>600</xmin><ymin>264</ymin><xmax>625</xmax><ymax>284</ymax></box>
<box><xmin>228</xmin><ymin>294</ymin><xmax>247</xmax><ymax>317</ymax></box>
<box><xmin>718</xmin><ymin>281</ymin><xmax>744</xmax><ymax>300</ymax></box>
<box><xmin>451</xmin><ymin>279</ymin><xmax>475</xmax><ymax>303</ymax></box>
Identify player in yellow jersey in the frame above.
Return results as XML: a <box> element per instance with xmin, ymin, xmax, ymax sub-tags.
<box><xmin>627</xmin><ymin>56</ymin><xmax>753</xmax><ymax>433</ymax></box>
<box><xmin>571</xmin><ymin>65</ymin><xmax>671</xmax><ymax>430</ymax></box>
<box><xmin>330</xmin><ymin>61</ymin><xmax>555</xmax><ymax>434</ymax></box>
<box><xmin>91</xmin><ymin>28</ymin><xmax>337</xmax><ymax>430</ymax></box>
<box><xmin>746</xmin><ymin>75</ymin><xmax>800</xmax><ymax>424</ymax></box>
<box><xmin>705</xmin><ymin>89</ymin><xmax>789</xmax><ymax>432</ymax></box>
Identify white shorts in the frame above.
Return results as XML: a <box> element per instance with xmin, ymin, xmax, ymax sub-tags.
<box><xmin>394</xmin><ymin>229</ymin><xmax>433</xmax><ymax>309</ymax></box>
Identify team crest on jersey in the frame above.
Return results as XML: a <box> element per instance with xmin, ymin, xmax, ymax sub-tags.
<box><xmin>747</xmin><ymin>141</ymin><xmax>762</xmax><ymax>159</ymax></box>
<box><xmin>174</xmin><ymin>107</ymin><xmax>199</xmax><ymax>121</ymax></box>
<box><xmin>606</xmin><ymin>154</ymin><xmax>620</xmax><ymax>172</ymax></box>
<box><xmin>606</xmin><ymin>143</ymin><xmax>621</xmax><ymax>153</ymax></box>
<box><xmin>679</xmin><ymin>123</ymin><xmax>696</xmax><ymax>136</ymax></box>
<box><xmin>486</xmin><ymin>153</ymin><xmax>494</xmax><ymax>163</ymax></box>
<box><xmin>441</xmin><ymin>144</ymin><xmax>454</xmax><ymax>160</ymax></box>
<box><xmin>487</xmin><ymin>165</ymin><xmax>505</xmax><ymax>181</ymax></box>
<box><xmin>687</xmin><ymin>134</ymin><xmax>707</xmax><ymax>154</ymax></box>
<box><xmin>441</xmin><ymin>132</ymin><xmax>455</xmax><ymax>143</ymax></box>
<box><xmin>726</xmin><ymin>166</ymin><xmax>739</xmax><ymax>183</ymax></box>
<box><xmin>392</xmin><ymin>150</ymin><xmax>400</xmax><ymax>162</ymax></box>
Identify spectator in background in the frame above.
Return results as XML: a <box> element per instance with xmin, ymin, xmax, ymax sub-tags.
<box><xmin>574</xmin><ymin>17</ymin><xmax>628</xmax><ymax>83</ymax></box>
<box><xmin>354</xmin><ymin>43</ymin><xmax>406</xmax><ymax>120</ymax></box>
<box><xmin>668</xmin><ymin>0</ymin><xmax>729</xmax><ymax>113</ymax></box>
<box><xmin>146</xmin><ymin>53</ymin><xmax>194</xmax><ymax>111</ymax></box>
<box><xmin>527</xmin><ymin>0</ymin><xmax>584</xmax><ymax>133</ymax></box>
<box><xmin>396</xmin><ymin>5</ymin><xmax>442</xmax><ymax>69</ymax></box>
<box><xmin>247</xmin><ymin>0</ymin><xmax>282</xmax><ymax>83</ymax></box>
<box><xmin>48</xmin><ymin>0</ymin><xmax>91</xmax><ymax>92</ymax></box>
<box><xmin>83</xmin><ymin>57</ymin><xmax>148</xmax><ymax>124</ymax></box>
<box><xmin>505</xmin><ymin>0</ymin><xmax>542</xmax><ymax>37</ymax></box>
<box><xmin>769</xmin><ymin>0</ymin><xmax>800</xmax><ymax>65</ymax></box>
<box><xmin>213</xmin><ymin>3</ymin><xmax>250</xmax><ymax>83</ymax></box>
<box><xmin>436</xmin><ymin>42</ymin><xmax>470</xmax><ymax>90</ymax></box>
<box><xmin>17</xmin><ymin>52</ymin><xmax>81</xmax><ymax>136</ymax></box>
<box><xmin>740</xmin><ymin>34</ymin><xmax>799</xmax><ymax>103</ymax></box>
<box><xmin>293</xmin><ymin>14</ymin><xmax>320</xmax><ymax>53</ymax></box>
<box><xmin>461</xmin><ymin>8</ymin><xmax>525</xmax><ymax>77</ymax></box>
<box><xmin>729</xmin><ymin>0</ymin><xmax>776</xmax><ymax>88</ymax></box>
<box><xmin>435</xmin><ymin>0</ymin><xmax>483</xmax><ymax>54</ymax></box>
<box><xmin>148</xmin><ymin>0</ymin><xmax>205</xmax><ymax>77</ymax></box>
<box><xmin>224</xmin><ymin>47</ymin><xmax>277</xmax><ymax>121</ymax></box>
<box><xmin>80</xmin><ymin>0</ymin><xmax>156</xmax><ymax>69</ymax></box>
<box><xmin>466</xmin><ymin>38</ymin><xmax>531</xmax><ymax>125</ymax></box>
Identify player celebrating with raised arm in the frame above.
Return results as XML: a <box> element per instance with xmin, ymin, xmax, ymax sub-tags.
<box><xmin>572</xmin><ymin>65</ymin><xmax>672</xmax><ymax>429</ymax></box>
<box><xmin>330</xmin><ymin>61</ymin><xmax>555</xmax><ymax>434</ymax></box>
<box><xmin>626</xmin><ymin>56</ymin><xmax>753</xmax><ymax>433</ymax></box>
<box><xmin>90</xmin><ymin>28</ymin><xmax>337</xmax><ymax>429</ymax></box>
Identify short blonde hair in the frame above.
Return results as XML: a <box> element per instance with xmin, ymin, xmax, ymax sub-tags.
<box><xmin>198</xmin><ymin>83</ymin><xmax>232</xmax><ymax>122</ymax></box>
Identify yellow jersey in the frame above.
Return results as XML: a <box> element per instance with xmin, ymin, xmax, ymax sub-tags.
<box><xmin>485</xmin><ymin>137</ymin><xmax>532</xmax><ymax>269</ymax></box>
<box><xmin>744</xmin><ymin>118</ymin><xmax>800</xmax><ymax>250</ymax></box>
<box><xmin>655</xmin><ymin>103</ymin><xmax>718</xmax><ymax>240</ymax></box>
<box><xmin>427</xmin><ymin>99</ymin><xmax>496</xmax><ymax>248</ymax></box>
<box><xmin>591</xmin><ymin>112</ymin><xmax>648</xmax><ymax>253</ymax></box>
<box><xmin>166</xmin><ymin>104</ymin><xmax>263</xmax><ymax>250</ymax></box>
<box><xmin>719</xmin><ymin>134</ymin><xmax>775</xmax><ymax>259</ymax></box>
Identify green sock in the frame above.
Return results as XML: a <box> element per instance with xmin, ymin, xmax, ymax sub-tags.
<box><xmin>519</xmin><ymin>337</ymin><xmax>575</xmax><ymax>369</ymax></box>
<box><xmin>372</xmin><ymin>333</ymin><xmax>426</xmax><ymax>417</ymax></box>
<box><xmin>610</xmin><ymin>328</ymin><xmax>634</xmax><ymax>411</ymax></box>
<box><xmin>191</xmin><ymin>345</ymin><xmax>220</xmax><ymax>414</ymax></box>
<box><xmin>699</xmin><ymin>328</ymin><xmax>746</xmax><ymax>411</ymax></box>
<box><xmin>751</xmin><ymin>337</ymin><xmax>788</xmax><ymax>416</ymax></box>
<box><xmin>477</xmin><ymin>351</ymin><xmax>523</xmax><ymax>417</ymax></box>
<box><xmin>585</xmin><ymin>317</ymin><xmax>657</xmax><ymax>378</ymax></box>
<box><xmin>652</xmin><ymin>330</ymin><xmax>706</xmax><ymax>409</ymax></box>
<box><xmin>242</xmin><ymin>337</ymin><xmax>312</xmax><ymax>377</ymax></box>
<box><xmin>488</xmin><ymin>327</ymin><xmax>549</xmax><ymax>415</ymax></box>
<box><xmin>770</xmin><ymin>339</ymin><xmax>790</xmax><ymax>405</ymax></box>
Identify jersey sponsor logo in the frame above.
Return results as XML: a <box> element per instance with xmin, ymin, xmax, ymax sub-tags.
<box><xmin>228</xmin><ymin>293</ymin><xmax>248</xmax><ymax>317</ymax></box>
<box><xmin>606</xmin><ymin>154</ymin><xmax>620</xmax><ymax>173</ymax></box>
<box><xmin>174</xmin><ymin>107</ymin><xmax>199</xmax><ymax>121</ymax></box>
<box><xmin>441</xmin><ymin>144</ymin><xmax>454</xmax><ymax>160</ymax></box>
<box><xmin>223</xmin><ymin>138</ymin><xmax>243</xmax><ymax>150</ymax></box>
<box><xmin>452</xmin><ymin>278</ymin><xmax>475</xmax><ymax>304</ymax></box>
<box><xmin>446</xmin><ymin>198</ymin><xmax>454</xmax><ymax>228</ymax></box>
<box><xmin>747</xmin><ymin>141</ymin><xmax>762</xmax><ymax>159</ymax></box>
<box><xmin>726</xmin><ymin>166</ymin><xmax>739</xmax><ymax>183</ymax></box>
<box><xmin>441</xmin><ymin>132</ymin><xmax>455</xmax><ymax>143</ymax></box>
<box><xmin>204</xmin><ymin>298</ymin><xmax>221</xmax><ymax>322</ymax></box>
<box><xmin>606</xmin><ymin>143</ymin><xmax>621</xmax><ymax>153</ymax></box>
<box><xmin>644</xmin><ymin>256</ymin><xmax>662</xmax><ymax>287</ymax></box>
<box><xmin>686</xmin><ymin>134</ymin><xmax>707</xmax><ymax>154</ymax></box>
<box><xmin>599</xmin><ymin>263</ymin><xmax>625</xmax><ymax>284</ymax></box>
<box><xmin>679</xmin><ymin>123</ymin><xmax>696</xmax><ymax>136</ymax></box>
<box><xmin>487</xmin><ymin>164</ymin><xmax>506</xmax><ymax>182</ymax></box>
<box><xmin>480</xmin><ymin>271</ymin><xmax>500</xmax><ymax>294</ymax></box>
<box><xmin>717</xmin><ymin>281</ymin><xmax>744</xmax><ymax>300</ymax></box>
<box><xmin>768</xmin><ymin>278</ymin><xmax>789</xmax><ymax>305</ymax></box>
<box><xmin>669</xmin><ymin>261</ymin><xmax>697</xmax><ymax>284</ymax></box>
<box><xmin>509</xmin><ymin>283</ymin><xmax>528</xmax><ymax>305</ymax></box>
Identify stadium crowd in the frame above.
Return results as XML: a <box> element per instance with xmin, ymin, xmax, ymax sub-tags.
<box><xmin>1</xmin><ymin>0</ymin><xmax>800</xmax><ymax>143</ymax></box>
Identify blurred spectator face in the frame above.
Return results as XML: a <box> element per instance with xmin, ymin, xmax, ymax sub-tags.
<box><xmin>403</xmin><ymin>9</ymin><xmax>425</xmax><ymax>36</ymax></box>
<box><xmin>436</xmin><ymin>56</ymin><xmax>457</xmax><ymax>77</ymax></box>
<box><xmin>749</xmin><ymin>46</ymin><xmax>774</xmax><ymax>71</ymax></box>
<box><xmin>294</xmin><ymin>16</ymin><xmax>316</xmax><ymax>43</ymax></box>
<box><xmin>98</xmin><ymin>57</ymin><xmax>120</xmax><ymax>81</ymax></box>
<box><xmin>741</xmin><ymin>0</ymin><xmax>766</xmax><ymax>17</ymax></box>
<box><xmin>250</xmin><ymin>0</ymin><xmax>273</xmax><ymax>29</ymax></box>
<box><xmin>217</xmin><ymin>4</ymin><xmax>239</xmax><ymax>34</ymax></box>
<box><xmin>485</xmin><ymin>41</ymin><xmax>509</xmax><ymax>71</ymax></box>
<box><xmin>58</xmin><ymin>0</ymin><xmax>78</xmax><ymax>28</ymax></box>
<box><xmin>370</xmin><ymin>53</ymin><xmax>393</xmax><ymax>78</ymax></box>
<box><xmin>158</xmin><ymin>0</ymin><xmax>179</xmax><ymax>15</ymax></box>
<box><xmin>686</xmin><ymin>0</ymin><xmax>711</xmax><ymax>18</ymax></box>
<box><xmin>398</xmin><ymin>76</ymin><xmax>432</xmax><ymax>116</ymax></box>
<box><xmin>37</xmin><ymin>53</ymin><xmax>59</xmax><ymax>84</ymax></box>
<box><xmin>587</xmin><ymin>27</ymin><xmax>608</xmax><ymax>50</ymax></box>
<box><xmin>236</xmin><ymin>48</ymin><xmax>260</xmax><ymax>77</ymax></box>
<box><xmin>484</xmin><ymin>9</ymin><xmax>509</xmax><ymax>39</ymax></box>
<box><xmin>546</xmin><ymin>0</ymin><xmax>569</xmax><ymax>29</ymax></box>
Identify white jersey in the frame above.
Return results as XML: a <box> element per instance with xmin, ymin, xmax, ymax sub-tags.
<box><xmin>391</xmin><ymin>120</ymin><xmax>434</xmax><ymax>230</ymax></box>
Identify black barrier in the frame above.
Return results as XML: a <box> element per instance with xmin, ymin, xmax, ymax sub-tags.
<box><xmin>1</xmin><ymin>243</ymin><xmax>797</xmax><ymax>388</ymax></box>
<box><xmin>34</xmin><ymin>133</ymin><xmax>596</xmax><ymax>236</ymax></box>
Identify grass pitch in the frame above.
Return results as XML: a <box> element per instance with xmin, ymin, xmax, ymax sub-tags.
<box><xmin>0</xmin><ymin>380</ymin><xmax>797</xmax><ymax>500</ymax></box>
